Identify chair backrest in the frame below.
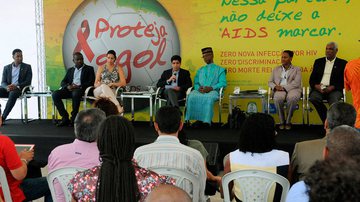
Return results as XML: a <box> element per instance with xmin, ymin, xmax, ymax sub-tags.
<box><xmin>47</xmin><ymin>167</ymin><xmax>86</xmax><ymax>202</ymax></box>
<box><xmin>0</xmin><ymin>166</ymin><xmax>12</xmax><ymax>202</ymax></box>
<box><xmin>151</xmin><ymin>167</ymin><xmax>200</xmax><ymax>202</ymax></box>
<box><xmin>222</xmin><ymin>169</ymin><xmax>290</xmax><ymax>202</ymax></box>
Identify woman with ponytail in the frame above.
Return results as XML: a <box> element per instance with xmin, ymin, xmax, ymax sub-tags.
<box><xmin>69</xmin><ymin>116</ymin><xmax>174</xmax><ymax>202</ymax></box>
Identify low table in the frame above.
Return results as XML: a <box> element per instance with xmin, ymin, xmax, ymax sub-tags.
<box><xmin>229</xmin><ymin>91</ymin><xmax>268</xmax><ymax>114</ymax></box>
<box><xmin>120</xmin><ymin>91</ymin><xmax>155</xmax><ymax>123</ymax></box>
<box><xmin>22</xmin><ymin>91</ymin><xmax>54</xmax><ymax>123</ymax></box>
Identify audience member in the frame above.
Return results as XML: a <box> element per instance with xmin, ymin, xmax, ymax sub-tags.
<box><xmin>69</xmin><ymin>115</ymin><xmax>174</xmax><ymax>201</ymax></box>
<box><xmin>93</xmin><ymin>50</ymin><xmax>126</xmax><ymax>113</ymax></box>
<box><xmin>52</xmin><ymin>52</ymin><xmax>95</xmax><ymax>127</ymax></box>
<box><xmin>305</xmin><ymin>157</ymin><xmax>360</xmax><ymax>202</ymax></box>
<box><xmin>134</xmin><ymin>106</ymin><xmax>207</xmax><ymax>201</ymax></box>
<box><xmin>309</xmin><ymin>42</ymin><xmax>347</xmax><ymax>124</ymax></box>
<box><xmin>323</xmin><ymin>125</ymin><xmax>360</xmax><ymax>159</ymax></box>
<box><xmin>0</xmin><ymin>134</ymin><xmax>51</xmax><ymax>202</ymax></box>
<box><xmin>93</xmin><ymin>97</ymin><xmax>120</xmax><ymax>116</ymax></box>
<box><xmin>156</xmin><ymin>55</ymin><xmax>192</xmax><ymax>107</ymax></box>
<box><xmin>286</xmin><ymin>125</ymin><xmax>360</xmax><ymax>202</ymax></box>
<box><xmin>145</xmin><ymin>185</ymin><xmax>192</xmax><ymax>202</ymax></box>
<box><xmin>47</xmin><ymin>108</ymin><xmax>106</xmax><ymax>202</ymax></box>
<box><xmin>268</xmin><ymin>50</ymin><xmax>302</xmax><ymax>130</ymax></box>
<box><xmin>0</xmin><ymin>49</ymin><xmax>32</xmax><ymax>126</ymax></box>
<box><xmin>222</xmin><ymin>113</ymin><xmax>289</xmax><ymax>202</ymax></box>
<box><xmin>185</xmin><ymin>47</ymin><xmax>227</xmax><ymax>126</ymax></box>
<box><xmin>289</xmin><ymin>102</ymin><xmax>356</xmax><ymax>183</ymax></box>
<box><xmin>344</xmin><ymin>57</ymin><xmax>360</xmax><ymax>129</ymax></box>
<box><xmin>178</xmin><ymin>130</ymin><xmax>221</xmax><ymax>192</ymax></box>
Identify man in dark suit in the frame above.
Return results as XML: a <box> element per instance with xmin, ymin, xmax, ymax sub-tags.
<box><xmin>309</xmin><ymin>42</ymin><xmax>347</xmax><ymax>124</ymax></box>
<box><xmin>156</xmin><ymin>55</ymin><xmax>192</xmax><ymax>107</ymax></box>
<box><xmin>52</xmin><ymin>52</ymin><xmax>95</xmax><ymax>127</ymax></box>
<box><xmin>0</xmin><ymin>49</ymin><xmax>32</xmax><ymax>125</ymax></box>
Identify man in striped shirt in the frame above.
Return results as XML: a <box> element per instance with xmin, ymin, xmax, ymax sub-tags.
<box><xmin>134</xmin><ymin>106</ymin><xmax>207</xmax><ymax>201</ymax></box>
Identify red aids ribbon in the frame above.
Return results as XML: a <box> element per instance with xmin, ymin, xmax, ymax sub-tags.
<box><xmin>74</xmin><ymin>20</ymin><xmax>94</xmax><ymax>62</ymax></box>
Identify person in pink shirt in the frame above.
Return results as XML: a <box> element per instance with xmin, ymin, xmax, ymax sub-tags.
<box><xmin>47</xmin><ymin>108</ymin><xmax>106</xmax><ymax>202</ymax></box>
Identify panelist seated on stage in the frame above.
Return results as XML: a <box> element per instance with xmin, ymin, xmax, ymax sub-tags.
<box><xmin>93</xmin><ymin>50</ymin><xmax>126</xmax><ymax>114</ymax></box>
<box><xmin>156</xmin><ymin>55</ymin><xmax>192</xmax><ymax>107</ymax></box>
<box><xmin>52</xmin><ymin>52</ymin><xmax>95</xmax><ymax>127</ymax></box>
<box><xmin>185</xmin><ymin>47</ymin><xmax>227</xmax><ymax>125</ymax></box>
<box><xmin>309</xmin><ymin>42</ymin><xmax>347</xmax><ymax>124</ymax></box>
<box><xmin>268</xmin><ymin>50</ymin><xmax>302</xmax><ymax>130</ymax></box>
<box><xmin>0</xmin><ymin>49</ymin><xmax>32</xmax><ymax>126</ymax></box>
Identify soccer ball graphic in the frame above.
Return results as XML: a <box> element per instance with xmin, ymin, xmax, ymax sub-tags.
<box><xmin>62</xmin><ymin>0</ymin><xmax>180</xmax><ymax>88</ymax></box>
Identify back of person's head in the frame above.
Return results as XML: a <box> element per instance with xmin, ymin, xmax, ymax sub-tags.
<box><xmin>93</xmin><ymin>97</ymin><xmax>119</xmax><ymax>116</ymax></box>
<box><xmin>155</xmin><ymin>106</ymin><xmax>182</xmax><ymax>134</ymax></box>
<box><xmin>96</xmin><ymin>115</ymin><xmax>139</xmax><ymax>202</ymax></box>
<box><xmin>145</xmin><ymin>185</ymin><xmax>191</xmax><ymax>202</ymax></box>
<box><xmin>238</xmin><ymin>113</ymin><xmax>276</xmax><ymax>153</ymax></box>
<box><xmin>325</xmin><ymin>125</ymin><xmax>360</xmax><ymax>159</ymax></box>
<box><xmin>326</xmin><ymin>102</ymin><xmax>356</xmax><ymax>130</ymax></box>
<box><xmin>74</xmin><ymin>108</ymin><xmax>106</xmax><ymax>142</ymax></box>
<box><xmin>304</xmin><ymin>157</ymin><xmax>360</xmax><ymax>202</ymax></box>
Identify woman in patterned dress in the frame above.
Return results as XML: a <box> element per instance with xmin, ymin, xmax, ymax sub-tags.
<box><xmin>68</xmin><ymin>115</ymin><xmax>174</xmax><ymax>202</ymax></box>
<box><xmin>93</xmin><ymin>50</ymin><xmax>126</xmax><ymax>114</ymax></box>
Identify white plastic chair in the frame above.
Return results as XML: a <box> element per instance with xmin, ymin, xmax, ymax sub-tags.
<box><xmin>151</xmin><ymin>167</ymin><xmax>200</xmax><ymax>202</ymax></box>
<box><xmin>184</xmin><ymin>86</ymin><xmax>225</xmax><ymax>124</ymax></box>
<box><xmin>222</xmin><ymin>169</ymin><xmax>290</xmax><ymax>202</ymax></box>
<box><xmin>268</xmin><ymin>86</ymin><xmax>306</xmax><ymax>125</ymax></box>
<box><xmin>47</xmin><ymin>167</ymin><xmax>85</xmax><ymax>202</ymax></box>
<box><xmin>0</xmin><ymin>85</ymin><xmax>32</xmax><ymax>124</ymax></box>
<box><xmin>154</xmin><ymin>87</ymin><xmax>188</xmax><ymax>108</ymax></box>
<box><xmin>0</xmin><ymin>166</ymin><xmax>12</xmax><ymax>202</ymax></box>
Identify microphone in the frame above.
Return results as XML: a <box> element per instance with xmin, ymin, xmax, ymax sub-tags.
<box><xmin>173</xmin><ymin>72</ymin><xmax>177</xmax><ymax>83</ymax></box>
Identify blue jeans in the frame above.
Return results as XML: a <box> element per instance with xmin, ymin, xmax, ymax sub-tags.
<box><xmin>20</xmin><ymin>177</ymin><xmax>53</xmax><ymax>202</ymax></box>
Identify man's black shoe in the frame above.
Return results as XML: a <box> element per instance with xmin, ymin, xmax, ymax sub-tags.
<box><xmin>56</xmin><ymin>118</ymin><xmax>70</xmax><ymax>127</ymax></box>
<box><xmin>1</xmin><ymin>117</ymin><xmax>6</xmax><ymax>126</ymax></box>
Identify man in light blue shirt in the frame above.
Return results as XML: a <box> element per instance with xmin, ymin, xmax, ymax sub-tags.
<box><xmin>0</xmin><ymin>49</ymin><xmax>32</xmax><ymax>125</ymax></box>
<box><xmin>52</xmin><ymin>52</ymin><xmax>95</xmax><ymax>127</ymax></box>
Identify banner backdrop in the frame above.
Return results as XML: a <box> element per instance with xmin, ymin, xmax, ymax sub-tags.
<box><xmin>44</xmin><ymin>0</ymin><xmax>360</xmax><ymax>123</ymax></box>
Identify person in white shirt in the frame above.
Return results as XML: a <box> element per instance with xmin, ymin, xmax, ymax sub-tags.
<box><xmin>222</xmin><ymin>113</ymin><xmax>289</xmax><ymax>202</ymax></box>
<box><xmin>309</xmin><ymin>42</ymin><xmax>347</xmax><ymax>124</ymax></box>
<box><xmin>134</xmin><ymin>106</ymin><xmax>207</xmax><ymax>201</ymax></box>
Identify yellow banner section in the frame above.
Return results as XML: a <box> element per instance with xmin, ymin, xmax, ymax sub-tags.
<box><xmin>44</xmin><ymin>0</ymin><xmax>359</xmax><ymax>124</ymax></box>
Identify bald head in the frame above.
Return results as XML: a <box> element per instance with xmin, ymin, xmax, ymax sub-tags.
<box><xmin>145</xmin><ymin>185</ymin><xmax>191</xmax><ymax>202</ymax></box>
<box><xmin>325</xmin><ymin>125</ymin><xmax>360</xmax><ymax>159</ymax></box>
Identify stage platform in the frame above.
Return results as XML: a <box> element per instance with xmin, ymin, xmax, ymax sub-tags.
<box><xmin>1</xmin><ymin>119</ymin><xmax>324</xmax><ymax>168</ymax></box>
